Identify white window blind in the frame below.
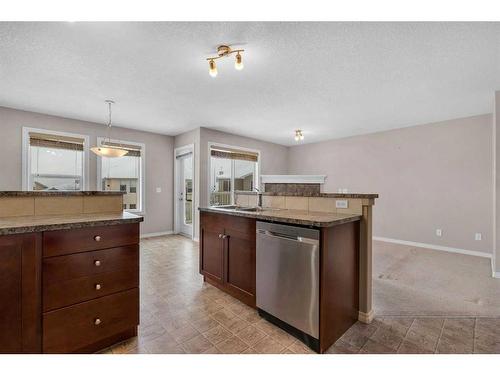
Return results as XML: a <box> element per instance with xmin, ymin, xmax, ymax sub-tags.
<box><xmin>28</xmin><ymin>131</ymin><xmax>85</xmax><ymax>191</ymax></box>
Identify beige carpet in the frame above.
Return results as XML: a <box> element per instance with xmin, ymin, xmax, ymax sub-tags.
<box><xmin>373</xmin><ymin>240</ymin><xmax>500</xmax><ymax>317</ymax></box>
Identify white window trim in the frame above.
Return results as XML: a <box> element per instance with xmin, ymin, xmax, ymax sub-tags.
<box><xmin>174</xmin><ymin>143</ymin><xmax>195</xmax><ymax>238</ymax></box>
<box><xmin>207</xmin><ymin>142</ymin><xmax>261</xmax><ymax>206</ymax></box>
<box><xmin>22</xmin><ymin>126</ymin><xmax>90</xmax><ymax>191</ymax></box>
<box><xmin>96</xmin><ymin>137</ymin><xmax>146</xmax><ymax>214</ymax></box>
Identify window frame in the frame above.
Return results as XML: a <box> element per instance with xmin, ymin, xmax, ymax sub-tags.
<box><xmin>22</xmin><ymin>127</ymin><xmax>90</xmax><ymax>191</ymax></box>
<box><xmin>96</xmin><ymin>137</ymin><xmax>146</xmax><ymax>214</ymax></box>
<box><xmin>207</xmin><ymin>142</ymin><xmax>261</xmax><ymax>206</ymax></box>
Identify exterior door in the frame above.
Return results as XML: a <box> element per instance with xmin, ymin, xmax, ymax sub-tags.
<box><xmin>176</xmin><ymin>152</ymin><xmax>193</xmax><ymax>237</ymax></box>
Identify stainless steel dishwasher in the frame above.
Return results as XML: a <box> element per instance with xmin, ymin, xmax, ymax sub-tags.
<box><xmin>256</xmin><ymin>221</ymin><xmax>320</xmax><ymax>350</ymax></box>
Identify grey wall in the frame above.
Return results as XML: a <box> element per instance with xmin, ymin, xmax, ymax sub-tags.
<box><xmin>288</xmin><ymin>114</ymin><xmax>493</xmax><ymax>255</ymax></box>
<box><xmin>0</xmin><ymin>106</ymin><xmax>174</xmax><ymax>235</ymax></box>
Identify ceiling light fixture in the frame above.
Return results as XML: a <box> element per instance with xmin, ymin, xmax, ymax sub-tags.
<box><xmin>294</xmin><ymin>130</ymin><xmax>304</xmax><ymax>142</ymax></box>
<box><xmin>206</xmin><ymin>45</ymin><xmax>244</xmax><ymax>77</ymax></box>
<box><xmin>91</xmin><ymin>100</ymin><xmax>129</xmax><ymax>158</ymax></box>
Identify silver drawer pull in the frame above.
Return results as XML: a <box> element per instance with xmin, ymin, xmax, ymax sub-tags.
<box><xmin>94</xmin><ymin>235</ymin><xmax>102</xmax><ymax>242</ymax></box>
<box><xmin>94</xmin><ymin>318</ymin><xmax>102</xmax><ymax>326</ymax></box>
<box><xmin>94</xmin><ymin>260</ymin><xmax>101</xmax><ymax>267</ymax></box>
<box><xmin>218</xmin><ymin>234</ymin><xmax>223</xmax><ymax>238</ymax></box>
<box><xmin>95</xmin><ymin>284</ymin><xmax>102</xmax><ymax>290</ymax></box>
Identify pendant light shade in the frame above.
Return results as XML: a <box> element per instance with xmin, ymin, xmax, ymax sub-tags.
<box><xmin>90</xmin><ymin>146</ymin><xmax>128</xmax><ymax>158</ymax></box>
<box><xmin>91</xmin><ymin>100</ymin><xmax>128</xmax><ymax>158</ymax></box>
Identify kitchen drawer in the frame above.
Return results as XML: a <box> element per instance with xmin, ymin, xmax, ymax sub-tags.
<box><xmin>43</xmin><ymin>267</ymin><xmax>139</xmax><ymax>312</ymax></box>
<box><xmin>43</xmin><ymin>288</ymin><xmax>139</xmax><ymax>353</ymax></box>
<box><xmin>43</xmin><ymin>223</ymin><xmax>139</xmax><ymax>257</ymax></box>
<box><xmin>43</xmin><ymin>245</ymin><xmax>138</xmax><ymax>284</ymax></box>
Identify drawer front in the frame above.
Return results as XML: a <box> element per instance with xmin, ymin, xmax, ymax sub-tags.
<box><xmin>43</xmin><ymin>223</ymin><xmax>139</xmax><ymax>257</ymax></box>
<box><xmin>43</xmin><ymin>245</ymin><xmax>139</xmax><ymax>284</ymax></box>
<box><xmin>43</xmin><ymin>288</ymin><xmax>139</xmax><ymax>354</ymax></box>
<box><xmin>43</xmin><ymin>268</ymin><xmax>139</xmax><ymax>312</ymax></box>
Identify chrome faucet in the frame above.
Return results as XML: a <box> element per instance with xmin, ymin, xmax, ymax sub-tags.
<box><xmin>254</xmin><ymin>187</ymin><xmax>263</xmax><ymax>208</ymax></box>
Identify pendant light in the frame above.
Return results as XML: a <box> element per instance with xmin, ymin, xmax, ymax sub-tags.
<box><xmin>91</xmin><ymin>100</ymin><xmax>129</xmax><ymax>158</ymax></box>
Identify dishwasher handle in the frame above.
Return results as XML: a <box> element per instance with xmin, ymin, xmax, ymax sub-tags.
<box><xmin>257</xmin><ymin>229</ymin><xmax>319</xmax><ymax>245</ymax></box>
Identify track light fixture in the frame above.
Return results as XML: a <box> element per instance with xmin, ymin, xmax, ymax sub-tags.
<box><xmin>294</xmin><ymin>130</ymin><xmax>304</xmax><ymax>142</ymax></box>
<box><xmin>206</xmin><ymin>45</ymin><xmax>244</xmax><ymax>77</ymax></box>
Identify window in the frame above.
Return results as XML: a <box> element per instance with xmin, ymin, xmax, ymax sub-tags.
<box><xmin>98</xmin><ymin>138</ymin><xmax>145</xmax><ymax>213</ymax></box>
<box><xmin>209</xmin><ymin>144</ymin><xmax>259</xmax><ymax>206</ymax></box>
<box><xmin>23</xmin><ymin>128</ymin><xmax>89</xmax><ymax>191</ymax></box>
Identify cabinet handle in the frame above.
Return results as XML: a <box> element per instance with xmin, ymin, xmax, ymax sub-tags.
<box><xmin>94</xmin><ymin>318</ymin><xmax>102</xmax><ymax>326</ymax></box>
<box><xmin>218</xmin><ymin>234</ymin><xmax>223</xmax><ymax>238</ymax></box>
<box><xmin>94</xmin><ymin>235</ymin><xmax>102</xmax><ymax>242</ymax></box>
<box><xmin>222</xmin><ymin>234</ymin><xmax>229</xmax><ymax>239</ymax></box>
<box><xmin>94</xmin><ymin>260</ymin><xmax>101</xmax><ymax>267</ymax></box>
<box><xmin>95</xmin><ymin>284</ymin><xmax>102</xmax><ymax>290</ymax></box>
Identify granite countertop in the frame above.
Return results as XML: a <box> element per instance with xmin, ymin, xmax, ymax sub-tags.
<box><xmin>235</xmin><ymin>191</ymin><xmax>378</xmax><ymax>199</ymax></box>
<box><xmin>0</xmin><ymin>191</ymin><xmax>125</xmax><ymax>197</ymax></box>
<box><xmin>0</xmin><ymin>212</ymin><xmax>143</xmax><ymax>235</ymax></box>
<box><xmin>199</xmin><ymin>206</ymin><xmax>360</xmax><ymax>228</ymax></box>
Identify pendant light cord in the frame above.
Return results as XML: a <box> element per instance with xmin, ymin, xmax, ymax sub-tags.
<box><xmin>105</xmin><ymin>101</ymin><xmax>112</xmax><ymax>143</ymax></box>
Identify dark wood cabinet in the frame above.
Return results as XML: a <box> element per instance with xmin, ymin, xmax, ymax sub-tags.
<box><xmin>0</xmin><ymin>222</ymin><xmax>140</xmax><ymax>354</ymax></box>
<box><xmin>199</xmin><ymin>226</ymin><xmax>224</xmax><ymax>283</ymax></box>
<box><xmin>200</xmin><ymin>212</ymin><xmax>256</xmax><ymax>307</ymax></box>
<box><xmin>0</xmin><ymin>233</ymin><xmax>42</xmax><ymax>353</ymax></box>
<box><xmin>224</xmin><ymin>225</ymin><xmax>256</xmax><ymax>304</ymax></box>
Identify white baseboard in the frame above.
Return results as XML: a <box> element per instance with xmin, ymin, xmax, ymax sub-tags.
<box><xmin>492</xmin><ymin>258</ymin><xmax>500</xmax><ymax>278</ymax></box>
<box><xmin>140</xmin><ymin>230</ymin><xmax>174</xmax><ymax>239</ymax></box>
<box><xmin>373</xmin><ymin>236</ymin><xmax>492</xmax><ymax>259</ymax></box>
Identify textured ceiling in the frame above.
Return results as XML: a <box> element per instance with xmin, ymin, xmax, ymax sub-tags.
<box><xmin>0</xmin><ymin>22</ymin><xmax>499</xmax><ymax>145</ymax></box>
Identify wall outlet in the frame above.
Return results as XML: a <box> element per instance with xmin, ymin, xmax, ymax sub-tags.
<box><xmin>336</xmin><ymin>200</ymin><xmax>349</xmax><ymax>209</ymax></box>
<box><xmin>475</xmin><ymin>233</ymin><xmax>482</xmax><ymax>241</ymax></box>
<box><xmin>156</xmin><ymin>187</ymin><xmax>162</xmax><ymax>193</ymax></box>
<box><xmin>436</xmin><ymin>229</ymin><xmax>442</xmax><ymax>237</ymax></box>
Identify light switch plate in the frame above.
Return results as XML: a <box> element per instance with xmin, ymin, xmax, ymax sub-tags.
<box><xmin>436</xmin><ymin>229</ymin><xmax>442</xmax><ymax>237</ymax></box>
<box><xmin>336</xmin><ymin>200</ymin><xmax>348</xmax><ymax>209</ymax></box>
<box><xmin>475</xmin><ymin>233</ymin><xmax>482</xmax><ymax>241</ymax></box>
<box><xmin>156</xmin><ymin>187</ymin><xmax>162</xmax><ymax>193</ymax></box>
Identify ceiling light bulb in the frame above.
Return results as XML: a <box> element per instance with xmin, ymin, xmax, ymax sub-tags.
<box><xmin>294</xmin><ymin>135</ymin><xmax>300</xmax><ymax>142</ymax></box>
<box><xmin>300</xmin><ymin>133</ymin><xmax>304</xmax><ymax>140</ymax></box>
<box><xmin>235</xmin><ymin>53</ymin><xmax>244</xmax><ymax>70</ymax></box>
<box><xmin>209</xmin><ymin>59</ymin><xmax>218</xmax><ymax>77</ymax></box>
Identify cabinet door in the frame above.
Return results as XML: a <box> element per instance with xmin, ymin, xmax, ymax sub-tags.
<box><xmin>200</xmin><ymin>226</ymin><xmax>224</xmax><ymax>283</ymax></box>
<box><xmin>0</xmin><ymin>233</ymin><xmax>41</xmax><ymax>353</ymax></box>
<box><xmin>224</xmin><ymin>224</ymin><xmax>256</xmax><ymax>306</ymax></box>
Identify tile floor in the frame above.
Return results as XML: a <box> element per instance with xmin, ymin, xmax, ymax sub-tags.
<box><xmin>101</xmin><ymin>235</ymin><xmax>500</xmax><ymax>354</ymax></box>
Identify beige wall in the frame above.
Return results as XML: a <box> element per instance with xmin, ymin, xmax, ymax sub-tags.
<box><xmin>288</xmin><ymin>114</ymin><xmax>493</xmax><ymax>255</ymax></box>
<box><xmin>0</xmin><ymin>106</ymin><xmax>174</xmax><ymax>235</ymax></box>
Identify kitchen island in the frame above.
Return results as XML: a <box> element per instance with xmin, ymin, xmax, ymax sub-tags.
<box><xmin>199</xmin><ymin>202</ymin><xmax>370</xmax><ymax>353</ymax></box>
<box><xmin>0</xmin><ymin>191</ymin><xmax>143</xmax><ymax>354</ymax></box>
<box><xmin>199</xmin><ymin>190</ymin><xmax>377</xmax><ymax>353</ymax></box>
